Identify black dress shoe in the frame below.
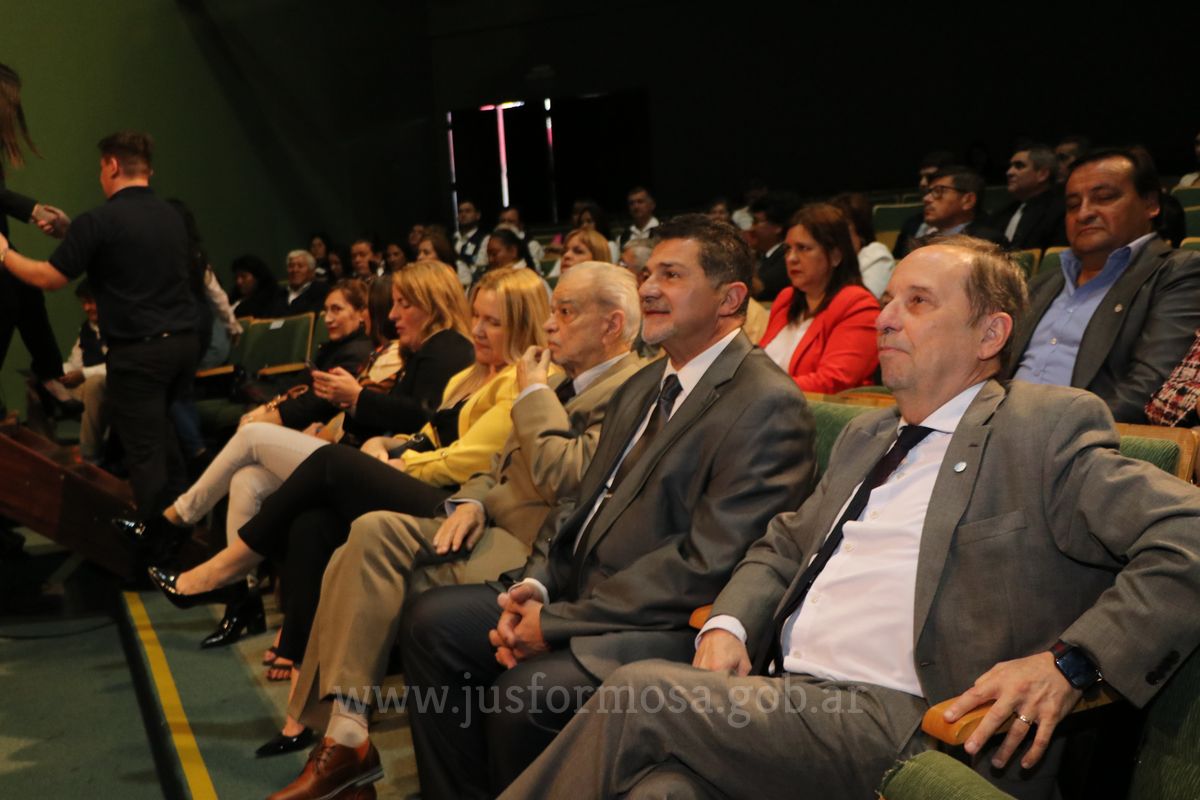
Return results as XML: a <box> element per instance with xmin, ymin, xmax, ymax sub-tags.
<box><xmin>146</xmin><ymin>566</ymin><xmax>232</xmax><ymax>610</ymax></box>
<box><xmin>113</xmin><ymin>514</ymin><xmax>191</xmax><ymax>547</ymax></box>
<box><xmin>201</xmin><ymin>587</ymin><xmax>266</xmax><ymax>648</ymax></box>
<box><xmin>255</xmin><ymin>727</ymin><xmax>314</xmax><ymax>758</ymax></box>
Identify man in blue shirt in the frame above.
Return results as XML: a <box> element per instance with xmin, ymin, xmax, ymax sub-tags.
<box><xmin>1009</xmin><ymin>147</ymin><xmax>1200</xmax><ymax>423</ymax></box>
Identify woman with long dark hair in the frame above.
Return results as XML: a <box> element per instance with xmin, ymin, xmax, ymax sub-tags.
<box><xmin>759</xmin><ymin>203</ymin><xmax>881</xmax><ymax>394</ymax></box>
<box><xmin>0</xmin><ymin>62</ymin><xmax>77</xmax><ymax>410</ymax></box>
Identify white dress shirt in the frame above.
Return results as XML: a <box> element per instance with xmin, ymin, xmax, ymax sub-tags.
<box><xmin>524</xmin><ymin>328</ymin><xmax>741</xmax><ymax>604</ymax></box>
<box><xmin>1004</xmin><ymin>204</ymin><xmax>1025</xmax><ymax>242</ymax></box>
<box><xmin>626</xmin><ymin>216</ymin><xmax>660</xmax><ymax>243</ymax></box>
<box><xmin>701</xmin><ymin>381</ymin><xmax>985</xmax><ymax>697</ymax></box>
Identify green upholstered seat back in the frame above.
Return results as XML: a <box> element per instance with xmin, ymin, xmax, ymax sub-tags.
<box><xmin>809</xmin><ymin>400</ymin><xmax>879</xmax><ymax>478</ymax></box>
<box><xmin>1118</xmin><ymin>435</ymin><xmax>1181</xmax><ymax>479</ymax></box>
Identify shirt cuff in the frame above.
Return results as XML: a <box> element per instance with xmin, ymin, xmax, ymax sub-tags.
<box><xmin>516</xmin><ymin>382</ymin><xmax>551</xmax><ymax>404</ymax></box>
<box><xmin>443</xmin><ymin>497</ymin><xmax>484</xmax><ymax>518</ymax></box>
<box><xmin>514</xmin><ymin>578</ymin><xmax>550</xmax><ymax>605</ymax></box>
<box><xmin>82</xmin><ymin>364</ymin><xmax>106</xmax><ymax>379</ymax></box>
<box><xmin>695</xmin><ymin>614</ymin><xmax>747</xmax><ymax>650</ymax></box>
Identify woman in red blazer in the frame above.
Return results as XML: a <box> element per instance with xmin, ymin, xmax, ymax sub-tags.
<box><xmin>759</xmin><ymin>202</ymin><xmax>880</xmax><ymax>394</ymax></box>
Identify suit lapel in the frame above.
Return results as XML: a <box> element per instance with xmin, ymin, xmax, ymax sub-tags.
<box><xmin>577</xmin><ymin>334</ymin><xmax>752</xmax><ymax>562</ymax></box>
<box><xmin>787</xmin><ymin>315</ymin><xmax>823</xmax><ymax>375</ymax></box>
<box><xmin>550</xmin><ymin>359</ymin><xmax>663</xmax><ymax>554</ymax></box>
<box><xmin>911</xmin><ymin>380</ymin><xmax>1004</xmax><ymax>640</ymax></box>
<box><xmin>1071</xmin><ymin>238</ymin><xmax>1170</xmax><ymax>389</ymax></box>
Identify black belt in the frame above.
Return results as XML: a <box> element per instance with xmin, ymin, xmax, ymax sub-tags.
<box><xmin>107</xmin><ymin>329</ymin><xmax>194</xmax><ymax>346</ymax></box>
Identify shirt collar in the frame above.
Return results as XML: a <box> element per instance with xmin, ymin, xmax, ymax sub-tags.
<box><xmin>1059</xmin><ymin>232</ymin><xmax>1157</xmax><ymax>289</ymax></box>
<box><xmin>899</xmin><ymin>381</ymin><xmax>986</xmax><ymax>435</ymax></box>
<box><xmin>572</xmin><ymin>352</ymin><xmax>627</xmax><ymax>395</ymax></box>
<box><xmin>765</xmin><ymin>242</ymin><xmax>783</xmax><ymax>258</ymax></box>
<box><xmin>631</xmin><ymin>217</ymin><xmax>660</xmax><ymax>236</ymax></box>
<box><xmin>663</xmin><ymin>328</ymin><xmax>740</xmax><ymax>396</ymax></box>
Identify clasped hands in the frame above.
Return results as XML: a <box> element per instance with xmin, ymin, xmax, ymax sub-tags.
<box><xmin>31</xmin><ymin>204</ymin><xmax>70</xmax><ymax>238</ymax></box>
<box><xmin>489</xmin><ymin>582</ymin><xmax>549</xmax><ymax>669</ymax></box>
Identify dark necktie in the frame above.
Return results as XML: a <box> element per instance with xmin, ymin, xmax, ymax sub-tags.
<box><xmin>568</xmin><ymin>374</ymin><xmax>683</xmax><ymax>591</ymax></box>
<box><xmin>609</xmin><ymin>374</ymin><xmax>683</xmax><ymax>491</ymax></box>
<box><xmin>761</xmin><ymin>423</ymin><xmax>934</xmax><ymax>675</ymax></box>
<box><xmin>554</xmin><ymin>377</ymin><xmax>577</xmax><ymax>405</ymax></box>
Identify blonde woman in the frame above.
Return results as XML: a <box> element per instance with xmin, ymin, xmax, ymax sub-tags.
<box><xmin>560</xmin><ymin>227</ymin><xmax>612</xmax><ymax>271</ymax></box>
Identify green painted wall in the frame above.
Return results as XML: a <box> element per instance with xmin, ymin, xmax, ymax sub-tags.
<box><xmin>2</xmin><ymin>0</ymin><xmax>317</xmax><ymax>415</ymax></box>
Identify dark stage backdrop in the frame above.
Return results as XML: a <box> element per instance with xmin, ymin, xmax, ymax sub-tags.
<box><xmin>8</xmin><ymin>0</ymin><xmax>1200</xmax><ymax>256</ymax></box>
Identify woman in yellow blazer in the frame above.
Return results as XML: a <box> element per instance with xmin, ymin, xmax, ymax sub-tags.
<box><xmin>146</xmin><ymin>268</ymin><xmax>549</xmax><ymax>690</ymax></box>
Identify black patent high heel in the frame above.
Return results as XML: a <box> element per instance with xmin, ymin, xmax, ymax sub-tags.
<box><xmin>146</xmin><ymin>566</ymin><xmax>234</xmax><ymax>610</ymax></box>
<box><xmin>200</xmin><ymin>585</ymin><xmax>267</xmax><ymax>648</ymax></box>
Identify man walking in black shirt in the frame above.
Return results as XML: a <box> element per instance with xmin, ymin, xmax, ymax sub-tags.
<box><xmin>0</xmin><ymin>131</ymin><xmax>198</xmax><ymax>526</ymax></box>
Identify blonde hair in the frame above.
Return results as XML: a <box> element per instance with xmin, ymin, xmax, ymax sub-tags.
<box><xmin>447</xmin><ymin>267</ymin><xmax>549</xmax><ymax>404</ymax></box>
<box><xmin>565</xmin><ymin>228</ymin><xmax>613</xmax><ymax>263</ymax></box>
<box><xmin>392</xmin><ymin>261</ymin><xmax>471</xmax><ymax>347</ymax></box>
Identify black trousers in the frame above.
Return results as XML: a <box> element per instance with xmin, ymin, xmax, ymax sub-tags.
<box><xmin>400</xmin><ymin>584</ymin><xmax>601</xmax><ymax>800</ymax></box>
<box><xmin>0</xmin><ymin>275</ymin><xmax>64</xmax><ymax>381</ymax></box>
<box><xmin>238</xmin><ymin>444</ymin><xmax>454</xmax><ymax>661</ymax></box>
<box><xmin>106</xmin><ymin>334</ymin><xmax>197</xmax><ymax>518</ymax></box>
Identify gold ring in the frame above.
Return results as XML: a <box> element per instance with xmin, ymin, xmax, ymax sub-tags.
<box><xmin>1016</xmin><ymin>713</ymin><xmax>1035</xmax><ymax>725</ymax></box>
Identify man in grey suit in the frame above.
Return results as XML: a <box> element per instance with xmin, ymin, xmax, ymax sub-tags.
<box><xmin>265</xmin><ymin>263</ymin><xmax>646</xmax><ymax>798</ymax></box>
<box><xmin>502</xmin><ymin>236</ymin><xmax>1200</xmax><ymax>800</ymax></box>
<box><xmin>1009</xmin><ymin>147</ymin><xmax>1200</xmax><ymax>423</ymax></box>
<box><xmin>399</xmin><ymin>215</ymin><xmax>816</xmax><ymax>799</ymax></box>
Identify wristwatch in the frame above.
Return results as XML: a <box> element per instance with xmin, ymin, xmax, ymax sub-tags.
<box><xmin>1050</xmin><ymin>640</ymin><xmax>1103</xmax><ymax>690</ymax></box>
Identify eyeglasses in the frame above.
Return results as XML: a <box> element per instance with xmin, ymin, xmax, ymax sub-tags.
<box><xmin>924</xmin><ymin>185</ymin><xmax>964</xmax><ymax>199</ymax></box>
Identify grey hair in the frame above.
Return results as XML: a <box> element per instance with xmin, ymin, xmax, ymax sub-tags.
<box><xmin>621</xmin><ymin>238</ymin><xmax>654</xmax><ymax>270</ymax></box>
<box><xmin>1026</xmin><ymin>145</ymin><xmax>1057</xmax><ymax>178</ymax></box>
<box><xmin>562</xmin><ymin>260</ymin><xmax>642</xmax><ymax>345</ymax></box>
<box><xmin>286</xmin><ymin>249</ymin><xmax>316</xmax><ymax>270</ymax></box>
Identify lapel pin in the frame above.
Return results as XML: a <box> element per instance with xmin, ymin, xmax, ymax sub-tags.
<box><xmin>953</xmin><ymin>461</ymin><xmax>967</xmax><ymax>473</ymax></box>
<box><xmin>1114</xmin><ymin>304</ymin><xmax>1124</xmax><ymax>313</ymax></box>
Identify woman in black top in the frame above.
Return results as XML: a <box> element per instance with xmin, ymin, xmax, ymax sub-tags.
<box><xmin>313</xmin><ymin>261</ymin><xmax>475</xmax><ymax>441</ymax></box>
<box><xmin>239</xmin><ymin>279</ymin><xmax>375</xmax><ymax>431</ymax></box>
<box><xmin>0</xmin><ymin>62</ymin><xmax>76</xmax><ymax>409</ymax></box>
<box><xmin>229</xmin><ymin>253</ymin><xmax>286</xmax><ymax>319</ymax></box>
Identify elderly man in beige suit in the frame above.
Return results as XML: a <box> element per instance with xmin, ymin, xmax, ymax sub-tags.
<box><xmin>267</xmin><ymin>262</ymin><xmax>644</xmax><ymax>798</ymax></box>
<box><xmin>501</xmin><ymin>236</ymin><xmax>1200</xmax><ymax>800</ymax></box>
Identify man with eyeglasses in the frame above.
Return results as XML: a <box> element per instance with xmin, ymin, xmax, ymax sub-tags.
<box><xmin>894</xmin><ymin>165</ymin><xmax>1006</xmax><ymax>259</ymax></box>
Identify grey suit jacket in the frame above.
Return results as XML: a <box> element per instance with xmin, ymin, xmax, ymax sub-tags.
<box><xmin>715</xmin><ymin>380</ymin><xmax>1200</xmax><ymax>709</ymax></box>
<box><xmin>453</xmin><ymin>352</ymin><xmax>644</xmax><ymax>546</ymax></box>
<box><xmin>519</xmin><ymin>332</ymin><xmax>817</xmax><ymax>679</ymax></box>
<box><xmin>1008</xmin><ymin>238</ymin><xmax>1200</xmax><ymax>423</ymax></box>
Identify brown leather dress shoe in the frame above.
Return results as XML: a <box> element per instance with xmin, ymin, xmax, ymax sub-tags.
<box><xmin>267</xmin><ymin>737</ymin><xmax>383</xmax><ymax>800</ymax></box>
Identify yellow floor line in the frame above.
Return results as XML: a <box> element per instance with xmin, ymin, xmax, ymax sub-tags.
<box><xmin>124</xmin><ymin>591</ymin><xmax>218</xmax><ymax>800</ymax></box>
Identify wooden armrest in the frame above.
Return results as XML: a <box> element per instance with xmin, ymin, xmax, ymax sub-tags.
<box><xmin>689</xmin><ymin>604</ymin><xmax>713</xmax><ymax>630</ymax></box>
<box><xmin>922</xmin><ymin>685</ymin><xmax>1119</xmax><ymax>745</ymax></box>
<box><xmin>195</xmin><ymin>364</ymin><xmax>235</xmax><ymax>379</ymax></box>
<box><xmin>257</xmin><ymin>362</ymin><xmax>307</xmax><ymax>377</ymax></box>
